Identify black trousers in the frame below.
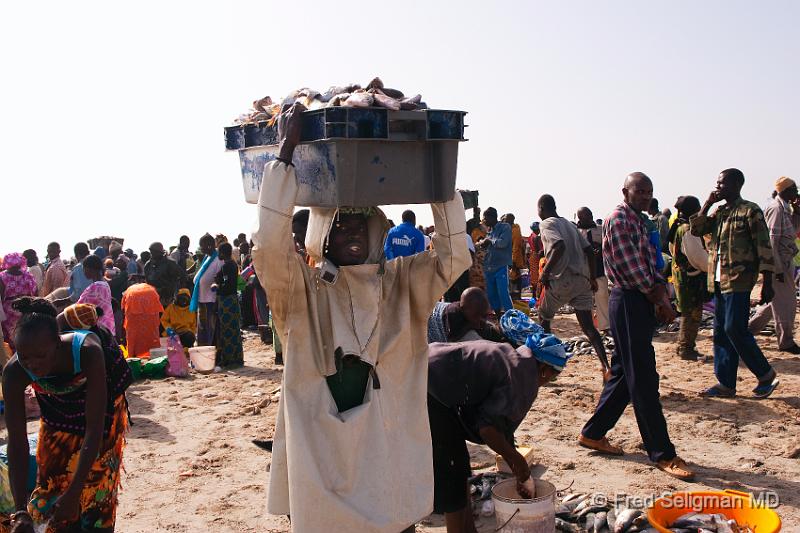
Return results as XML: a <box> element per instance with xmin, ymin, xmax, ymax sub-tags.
<box><xmin>581</xmin><ymin>288</ymin><xmax>676</xmax><ymax>463</ymax></box>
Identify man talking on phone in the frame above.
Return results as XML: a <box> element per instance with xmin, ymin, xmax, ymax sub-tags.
<box><xmin>691</xmin><ymin>168</ymin><xmax>778</xmax><ymax>399</ymax></box>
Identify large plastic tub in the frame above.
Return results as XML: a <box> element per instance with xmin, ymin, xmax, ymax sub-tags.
<box><xmin>228</xmin><ymin>108</ymin><xmax>466</xmax><ymax>207</ymax></box>
<box><xmin>647</xmin><ymin>490</ymin><xmax>781</xmax><ymax>533</ymax></box>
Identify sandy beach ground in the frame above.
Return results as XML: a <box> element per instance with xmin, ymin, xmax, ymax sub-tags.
<box><xmin>4</xmin><ymin>314</ymin><xmax>799</xmax><ymax>532</ymax></box>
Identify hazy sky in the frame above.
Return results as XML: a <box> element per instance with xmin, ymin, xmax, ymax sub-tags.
<box><xmin>1</xmin><ymin>1</ymin><xmax>797</xmax><ymax>258</ymax></box>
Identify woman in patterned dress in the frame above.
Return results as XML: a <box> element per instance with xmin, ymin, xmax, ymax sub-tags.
<box><xmin>2</xmin><ymin>298</ymin><xmax>131</xmax><ymax>533</ymax></box>
<box><xmin>214</xmin><ymin>243</ymin><xmax>243</xmax><ymax>367</ymax></box>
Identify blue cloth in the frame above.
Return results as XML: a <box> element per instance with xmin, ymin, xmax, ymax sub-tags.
<box><xmin>483</xmin><ymin>222</ymin><xmax>513</xmax><ymax>273</ymax></box>
<box><xmin>499</xmin><ymin>309</ymin><xmax>544</xmax><ymax>345</ymax></box>
<box><xmin>581</xmin><ymin>288</ymin><xmax>676</xmax><ymax>463</ymax></box>
<box><xmin>500</xmin><ymin>309</ymin><xmax>572</xmax><ymax>370</ymax></box>
<box><xmin>712</xmin><ymin>286</ymin><xmax>772</xmax><ymax>390</ymax></box>
<box><xmin>484</xmin><ymin>266</ymin><xmax>513</xmax><ymax>313</ymax></box>
<box><xmin>648</xmin><ymin>229</ymin><xmax>665</xmax><ymax>270</ymax></box>
<box><xmin>69</xmin><ymin>263</ymin><xmax>92</xmax><ymax>302</ymax></box>
<box><xmin>384</xmin><ymin>222</ymin><xmax>426</xmax><ymax>259</ymax></box>
<box><xmin>190</xmin><ymin>251</ymin><xmax>218</xmax><ymax>313</ymax></box>
<box><xmin>126</xmin><ymin>259</ymin><xmax>139</xmax><ymax>275</ymax></box>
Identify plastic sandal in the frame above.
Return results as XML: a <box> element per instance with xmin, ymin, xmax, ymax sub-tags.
<box><xmin>752</xmin><ymin>380</ymin><xmax>779</xmax><ymax>399</ymax></box>
<box><xmin>699</xmin><ymin>385</ymin><xmax>735</xmax><ymax>398</ymax></box>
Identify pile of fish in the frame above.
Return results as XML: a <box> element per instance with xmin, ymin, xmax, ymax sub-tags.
<box><xmin>234</xmin><ymin>77</ymin><xmax>427</xmax><ymax>125</ymax></box>
<box><xmin>562</xmin><ymin>335</ymin><xmax>615</xmax><ymax>357</ymax></box>
<box><xmin>555</xmin><ymin>493</ymin><xmax>651</xmax><ymax>532</ymax></box>
<box><xmin>468</xmin><ymin>472</ymin><xmax>502</xmax><ymax>517</ymax></box>
<box><xmin>667</xmin><ymin>512</ymin><xmax>754</xmax><ymax>532</ymax></box>
<box><xmin>555</xmin><ymin>493</ymin><xmax>758</xmax><ymax>532</ymax></box>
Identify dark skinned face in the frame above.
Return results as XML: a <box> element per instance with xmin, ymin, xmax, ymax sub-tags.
<box><xmin>461</xmin><ymin>299</ymin><xmax>490</xmax><ymax>330</ymax></box>
<box><xmin>47</xmin><ymin>244</ymin><xmax>60</xmax><ymax>260</ymax></box>
<box><xmin>537</xmin><ymin>364</ymin><xmax>560</xmax><ymax>385</ymax></box>
<box><xmin>84</xmin><ymin>265</ymin><xmax>104</xmax><ymax>281</ymax></box>
<box><xmin>292</xmin><ymin>221</ymin><xmax>308</xmax><ymax>247</ymax></box>
<box><xmin>149</xmin><ymin>244</ymin><xmax>165</xmax><ymax>260</ymax></box>
<box><xmin>200</xmin><ymin>239</ymin><xmax>215</xmax><ymax>256</ymax></box>
<box><xmin>325</xmin><ymin>213</ymin><xmax>369</xmax><ymax>266</ymax></box>
<box><xmin>16</xmin><ymin>333</ymin><xmax>60</xmax><ymax>377</ymax></box>
<box><xmin>576</xmin><ymin>209</ymin><xmax>593</xmax><ymax>226</ymax></box>
<box><xmin>482</xmin><ymin>213</ymin><xmax>498</xmax><ymax>228</ymax></box>
<box><xmin>175</xmin><ymin>294</ymin><xmax>190</xmax><ymax>307</ymax></box>
<box><xmin>779</xmin><ymin>184</ymin><xmax>798</xmax><ymax>202</ymax></box>
<box><xmin>623</xmin><ymin>178</ymin><xmax>653</xmax><ymax>213</ymax></box>
<box><xmin>715</xmin><ymin>173</ymin><xmax>741</xmax><ymax>202</ymax></box>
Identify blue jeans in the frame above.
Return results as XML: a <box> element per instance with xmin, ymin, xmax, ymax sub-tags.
<box><xmin>713</xmin><ymin>285</ymin><xmax>772</xmax><ymax>390</ymax></box>
<box><xmin>484</xmin><ymin>266</ymin><xmax>513</xmax><ymax>313</ymax></box>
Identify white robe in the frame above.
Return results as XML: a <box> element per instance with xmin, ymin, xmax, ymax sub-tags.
<box><xmin>251</xmin><ymin>161</ymin><xmax>470</xmax><ymax>532</ymax></box>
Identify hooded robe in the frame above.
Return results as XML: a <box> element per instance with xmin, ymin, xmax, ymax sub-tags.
<box><xmin>251</xmin><ymin>161</ymin><xmax>471</xmax><ymax>532</ymax></box>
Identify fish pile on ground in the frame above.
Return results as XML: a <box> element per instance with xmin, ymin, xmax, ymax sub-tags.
<box><xmin>562</xmin><ymin>313</ymin><xmax>775</xmax><ymax>360</ymax></box>
<box><xmin>468</xmin><ymin>472</ymin><xmax>503</xmax><ymax>517</ymax></box>
<box><xmin>555</xmin><ymin>494</ymin><xmax>756</xmax><ymax>532</ymax></box>
<box><xmin>555</xmin><ymin>493</ymin><xmax>650</xmax><ymax>532</ymax></box>
<box><xmin>234</xmin><ymin>77</ymin><xmax>427</xmax><ymax>125</ymax></box>
<box><xmin>562</xmin><ymin>335</ymin><xmax>615</xmax><ymax>357</ymax></box>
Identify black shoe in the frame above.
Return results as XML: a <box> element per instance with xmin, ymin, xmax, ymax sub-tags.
<box><xmin>780</xmin><ymin>344</ymin><xmax>800</xmax><ymax>355</ymax></box>
<box><xmin>252</xmin><ymin>439</ymin><xmax>273</xmax><ymax>452</ymax></box>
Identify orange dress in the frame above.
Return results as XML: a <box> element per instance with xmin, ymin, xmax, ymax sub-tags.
<box><xmin>121</xmin><ymin>283</ymin><xmax>164</xmax><ymax>358</ymax></box>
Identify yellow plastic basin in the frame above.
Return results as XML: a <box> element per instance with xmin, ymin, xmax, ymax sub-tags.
<box><xmin>647</xmin><ymin>490</ymin><xmax>781</xmax><ymax>533</ymax></box>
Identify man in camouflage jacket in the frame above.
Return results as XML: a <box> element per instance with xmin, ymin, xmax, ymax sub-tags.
<box><xmin>690</xmin><ymin>168</ymin><xmax>778</xmax><ymax>399</ymax></box>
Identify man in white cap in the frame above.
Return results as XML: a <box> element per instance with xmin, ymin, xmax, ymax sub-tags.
<box><xmin>749</xmin><ymin>177</ymin><xmax>800</xmax><ymax>353</ymax></box>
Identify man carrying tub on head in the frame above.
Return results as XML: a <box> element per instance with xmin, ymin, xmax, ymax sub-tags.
<box><xmin>251</xmin><ymin>103</ymin><xmax>472</xmax><ymax>533</ymax></box>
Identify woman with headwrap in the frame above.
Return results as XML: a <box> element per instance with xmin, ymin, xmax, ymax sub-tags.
<box><xmin>668</xmin><ymin>195</ymin><xmax>710</xmax><ymax>361</ymax></box>
<box><xmin>2</xmin><ymin>299</ymin><xmax>131</xmax><ymax>533</ymax></box>
<box><xmin>0</xmin><ymin>253</ymin><xmax>39</xmax><ymax>349</ymax></box>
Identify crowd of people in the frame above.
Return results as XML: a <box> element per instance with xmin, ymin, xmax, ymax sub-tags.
<box><xmin>370</xmin><ymin>168</ymin><xmax>784</xmax><ymax>531</ymax></box>
<box><xmin>0</xmin><ymin>105</ymin><xmax>787</xmax><ymax>533</ymax></box>
<box><xmin>0</xmin><ymin>234</ymin><xmax>261</xmax><ymax>368</ymax></box>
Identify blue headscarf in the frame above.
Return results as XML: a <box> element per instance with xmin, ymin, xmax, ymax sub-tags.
<box><xmin>189</xmin><ymin>251</ymin><xmax>218</xmax><ymax>312</ymax></box>
<box><xmin>500</xmin><ymin>309</ymin><xmax>573</xmax><ymax>371</ymax></box>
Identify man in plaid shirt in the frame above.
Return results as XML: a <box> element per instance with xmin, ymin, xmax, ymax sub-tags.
<box><xmin>578</xmin><ymin>172</ymin><xmax>695</xmax><ymax>481</ymax></box>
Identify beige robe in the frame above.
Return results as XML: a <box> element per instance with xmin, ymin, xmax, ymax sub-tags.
<box><xmin>251</xmin><ymin>161</ymin><xmax>470</xmax><ymax>532</ymax></box>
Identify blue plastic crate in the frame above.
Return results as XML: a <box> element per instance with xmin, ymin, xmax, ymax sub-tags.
<box><xmin>224</xmin><ymin>109</ymin><xmax>466</xmax><ymax>150</ymax></box>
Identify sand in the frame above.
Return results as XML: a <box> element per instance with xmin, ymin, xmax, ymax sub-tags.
<box><xmin>3</xmin><ymin>316</ymin><xmax>799</xmax><ymax>532</ymax></box>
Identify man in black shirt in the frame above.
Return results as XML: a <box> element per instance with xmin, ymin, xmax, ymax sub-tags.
<box><xmin>143</xmin><ymin>242</ymin><xmax>183</xmax><ymax>306</ymax></box>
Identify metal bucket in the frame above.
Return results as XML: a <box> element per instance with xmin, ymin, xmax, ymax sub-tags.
<box><xmin>491</xmin><ymin>478</ymin><xmax>556</xmax><ymax>533</ymax></box>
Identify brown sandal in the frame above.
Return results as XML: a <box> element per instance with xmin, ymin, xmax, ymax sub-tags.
<box><xmin>656</xmin><ymin>456</ymin><xmax>695</xmax><ymax>481</ymax></box>
<box><xmin>578</xmin><ymin>435</ymin><xmax>624</xmax><ymax>456</ymax></box>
